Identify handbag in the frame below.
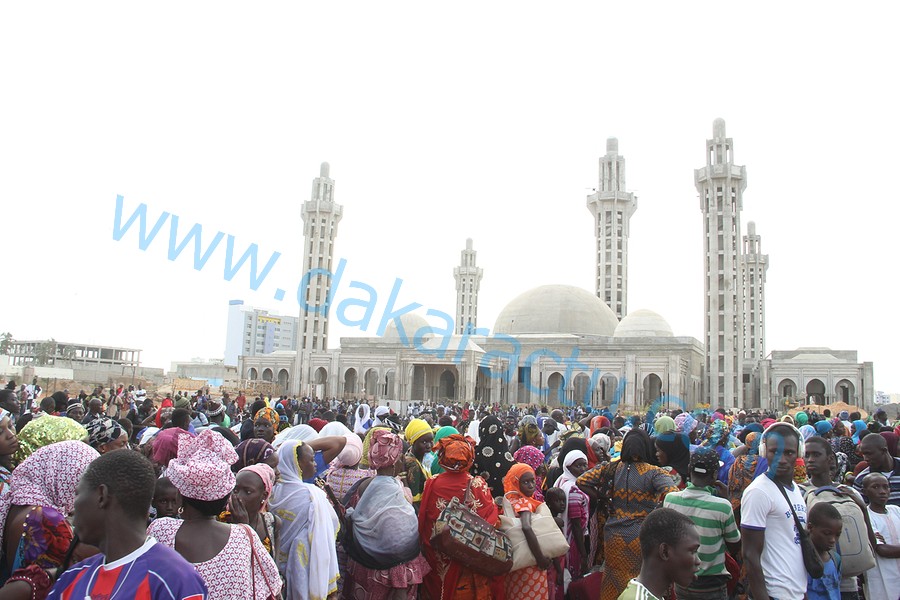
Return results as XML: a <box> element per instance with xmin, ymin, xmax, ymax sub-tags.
<box><xmin>775</xmin><ymin>481</ymin><xmax>824</xmax><ymax>579</ymax></box>
<box><xmin>499</xmin><ymin>496</ymin><xmax>569</xmax><ymax>571</ymax></box>
<box><xmin>430</xmin><ymin>479</ymin><xmax>514</xmax><ymax>577</ymax></box>
<box><xmin>243</xmin><ymin>524</ymin><xmax>279</xmax><ymax>600</ymax></box>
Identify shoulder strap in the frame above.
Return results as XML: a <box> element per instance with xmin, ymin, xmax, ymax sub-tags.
<box><xmin>775</xmin><ymin>480</ymin><xmax>805</xmax><ymax>532</ymax></box>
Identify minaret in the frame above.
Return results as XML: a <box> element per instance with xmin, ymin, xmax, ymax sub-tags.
<box><xmin>587</xmin><ymin>138</ymin><xmax>637</xmax><ymax>320</ymax></box>
<box><xmin>695</xmin><ymin>119</ymin><xmax>745</xmax><ymax>409</ymax></box>
<box><xmin>742</xmin><ymin>221</ymin><xmax>768</xmax><ymax>360</ymax></box>
<box><xmin>453</xmin><ymin>238</ymin><xmax>483</xmax><ymax>334</ymax></box>
<box><xmin>295</xmin><ymin>163</ymin><xmax>343</xmax><ymax>394</ymax></box>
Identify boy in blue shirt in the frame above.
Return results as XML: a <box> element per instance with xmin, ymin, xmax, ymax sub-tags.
<box><xmin>807</xmin><ymin>502</ymin><xmax>843</xmax><ymax>600</ymax></box>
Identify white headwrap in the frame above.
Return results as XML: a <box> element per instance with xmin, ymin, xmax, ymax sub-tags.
<box><xmin>272</xmin><ymin>424</ymin><xmax>319</xmax><ymax>449</ymax></box>
<box><xmin>354</xmin><ymin>404</ymin><xmax>371</xmax><ymax>435</ymax></box>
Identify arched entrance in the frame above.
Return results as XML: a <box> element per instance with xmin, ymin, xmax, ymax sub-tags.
<box><xmin>314</xmin><ymin>367</ymin><xmax>328</xmax><ymax>400</ymax></box>
<box><xmin>343</xmin><ymin>368</ymin><xmax>358</xmax><ymax>399</ymax></box>
<box><xmin>248</xmin><ymin>367</ymin><xmax>258</xmax><ymax>380</ymax></box>
<box><xmin>777</xmin><ymin>378</ymin><xmax>796</xmax><ymax>399</ymax></box>
<box><xmin>573</xmin><ymin>373</ymin><xmax>592</xmax><ymax>406</ymax></box>
<box><xmin>364</xmin><ymin>368</ymin><xmax>379</xmax><ymax>400</ymax></box>
<box><xmin>439</xmin><ymin>369</ymin><xmax>456</xmax><ymax>400</ymax></box>
<box><xmin>643</xmin><ymin>373</ymin><xmax>662</xmax><ymax>407</ymax></box>
<box><xmin>547</xmin><ymin>372</ymin><xmax>565</xmax><ymax>405</ymax></box>
<box><xmin>806</xmin><ymin>378</ymin><xmax>826</xmax><ymax>404</ymax></box>
<box><xmin>600</xmin><ymin>374</ymin><xmax>618</xmax><ymax>406</ymax></box>
<box><xmin>384</xmin><ymin>369</ymin><xmax>396</xmax><ymax>398</ymax></box>
<box><xmin>262</xmin><ymin>368</ymin><xmax>273</xmax><ymax>382</ymax></box>
<box><xmin>277</xmin><ymin>369</ymin><xmax>289</xmax><ymax>390</ymax></box>
<box><xmin>475</xmin><ymin>366</ymin><xmax>492</xmax><ymax>403</ymax></box>
<box><xmin>835</xmin><ymin>379</ymin><xmax>855</xmax><ymax>404</ymax></box>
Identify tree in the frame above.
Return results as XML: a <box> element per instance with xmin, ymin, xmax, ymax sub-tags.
<box><xmin>34</xmin><ymin>338</ymin><xmax>57</xmax><ymax>366</ymax></box>
<box><xmin>0</xmin><ymin>332</ymin><xmax>12</xmax><ymax>355</ymax></box>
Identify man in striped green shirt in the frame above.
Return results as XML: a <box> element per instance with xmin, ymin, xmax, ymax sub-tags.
<box><xmin>663</xmin><ymin>447</ymin><xmax>741</xmax><ymax>600</ymax></box>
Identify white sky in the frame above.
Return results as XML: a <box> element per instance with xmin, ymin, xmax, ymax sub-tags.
<box><xmin>2</xmin><ymin>3</ymin><xmax>899</xmax><ymax>392</ymax></box>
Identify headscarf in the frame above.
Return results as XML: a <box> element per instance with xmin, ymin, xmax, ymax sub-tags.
<box><xmin>270</xmin><ymin>440</ymin><xmax>340</xmax><ymax>600</ymax></box>
<box><xmin>308</xmin><ymin>418</ymin><xmax>328</xmax><ymax>433</ymax></box>
<box><xmin>334</xmin><ymin>433</ymin><xmax>363</xmax><ymax>468</ymax></box>
<box><xmin>705</xmin><ymin>420</ymin><xmax>731</xmax><ymax>447</ymax></box>
<box><xmin>319</xmin><ymin>422</ymin><xmax>352</xmax><ymax>439</ymax></box>
<box><xmin>474</xmin><ymin>415</ymin><xmax>516</xmax><ymax>498</ymax></box>
<box><xmin>373</xmin><ymin>406</ymin><xmax>391</xmax><ymax>427</ymax></box>
<box><xmin>674</xmin><ymin>412</ymin><xmax>698</xmax><ymax>435</ymax></box>
<box><xmin>405</xmin><ymin>419</ymin><xmax>432</xmax><ymax>445</ymax></box>
<box><xmin>0</xmin><ymin>441</ymin><xmax>99</xmax><ymax>550</ymax></box>
<box><xmin>435</xmin><ymin>434</ymin><xmax>475</xmax><ymax>472</ymax></box>
<box><xmin>167</xmin><ymin>429</ymin><xmax>238</xmax><ymax>501</ymax></box>
<box><xmin>429</xmin><ymin>426</ymin><xmax>459</xmax><ymax>476</ymax></box>
<box><xmin>84</xmin><ymin>416</ymin><xmax>123</xmax><ymax>449</ymax></box>
<box><xmin>518</xmin><ymin>420</ymin><xmax>544</xmax><ymax>448</ymax></box>
<box><xmin>513</xmin><ymin>444</ymin><xmax>546</xmax><ymax>501</ymax></box>
<box><xmin>839</xmin><ymin>411</ymin><xmax>850</xmax><ymax>421</ymax></box>
<box><xmin>590</xmin><ymin>415</ymin><xmax>611</xmax><ymax>436</ymax></box>
<box><xmin>654</xmin><ymin>416</ymin><xmax>676</xmax><ymax>435</ymax></box>
<box><xmin>554</xmin><ymin>449</ymin><xmax>587</xmax><ymax>532</ymax></box>
<box><xmin>815</xmin><ymin>420</ymin><xmax>833</xmax><ymax>436</ymax></box>
<box><xmin>354</xmin><ymin>404</ymin><xmax>371</xmax><ymax>435</ymax></box>
<box><xmin>503</xmin><ymin>463</ymin><xmax>541</xmax><ymax>513</ymax></box>
<box><xmin>155</xmin><ymin>398</ymin><xmax>174</xmax><ymax>427</ymax></box>
<box><xmin>152</xmin><ymin>427</ymin><xmax>195</xmax><ymax>468</ymax></box>
<box><xmin>655</xmin><ymin>432</ymin><xmax>692</xmax><ymax>480</ymax></box>
<box><xmin>239</xmin><ymin>463</ymin><xmax>276</xmax><ymax>510</ymax></box>
<box><xmin>795</xmin><ymin>412</ymin><xmax>809</xmax><ymax>426</ymax></box>
<box><xmin>232</xmin><ymin>438</ymin><xmax>276</xmax><ymax>472</ymax></box>
<box><xmin>369</xmin><ymin>429</ymin><xmax>403</xmax><ymax>469</ymax></box>
<box><xmin>799</xmin><ymin>424</ymin><xmax>816</xmax><ymax>441</ymax></box>
<box><xmin>254</xmin><ymin>407</ymin><xmax>279</xmax><ymax>425</ymax></box>
<box><xmin>592</xmin><ymin>432</ymin><xmax>612</xmax><ymax>454</ymax></box>
<box><xmin>14</xmin><ymin>415</ymin><xmax>88</xmax><ymax>465</ymax></box>
<box><xmin>852</xmin><ymin>420</ymin><xmax>868</xmax><ymax>443</ymax></box>
<box><xmin>273</xmin><ymin>424</ymin><xmax>318</xmax><ymax>449</ymax></box>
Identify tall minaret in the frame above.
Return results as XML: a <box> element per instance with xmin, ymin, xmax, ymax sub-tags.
<box><xmin>695</xmin><ymin>119</ymin><xmax>745</xmax><ymax>409</ymax></box>
<box><xmin>454</xmin><ymin>238</ymin><xmax>483</xmax><ymax>334</ymax></box>
<box><xmin>295</xmin><ymin>163</ymin><xmax>343</xmax><ymax>394</ymax></box>
<box><xmin>742</xmin><ymin>221</ymin><xmax>768</xmax><ymax>360</ymax></box>
<box><xmin>587</xmin><ymin>138</ymin><xmax>637</xmax><ymax>320</ymax></box>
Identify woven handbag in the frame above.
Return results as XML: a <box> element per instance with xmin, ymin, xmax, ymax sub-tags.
<box><xmin>430</xmin><ymin>479</ymin><xmax>513</xmax><ymax>577</ymax></box>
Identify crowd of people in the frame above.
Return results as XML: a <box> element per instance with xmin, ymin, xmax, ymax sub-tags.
<box><xmin>0</xmin><ymin>378</ymin><xmax>897</xmax><ymax>600</ymax></box>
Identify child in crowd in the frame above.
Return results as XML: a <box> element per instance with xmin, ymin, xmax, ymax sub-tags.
<box><xmin>617</xmin><ymin>507</ymin><xmax>700</xmax><ymax>600</ymax></box>
<box><xmin>806</xmin><ymin>502</ymin><xmax>843</xmax><ymax>600</ymax></box>
<box><xmin>864</xmin><ymin>473</ymin><xmax>900</xmax><ymax>600</ymax></box>
<box><xmin>545</xmin><ymin>487</ymin><xmax>567</xmax><ymax>600</ymax></box>
<box><xmin>151</xmin><ymin>476</ymin><xmax>180</xmax><ymax>521</ymax></box>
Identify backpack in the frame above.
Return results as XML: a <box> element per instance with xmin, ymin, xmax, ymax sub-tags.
<box><xmin>805</xmin><ymin>485</ymin><xmax>876</xmax><ymax>577</ymax></box>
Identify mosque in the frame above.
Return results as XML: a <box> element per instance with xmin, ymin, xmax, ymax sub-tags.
<box><xmin>238</xmin><ymin>121</ymin><xmax>874</xmax><ymax>413</ymax></box>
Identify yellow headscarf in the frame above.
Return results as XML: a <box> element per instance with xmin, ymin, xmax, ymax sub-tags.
<box><xmin>405</xmin><ymin>419</ymin><xmax>432</xmax><ymax>444</ymax></box>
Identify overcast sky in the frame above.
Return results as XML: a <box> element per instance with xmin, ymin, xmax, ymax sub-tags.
<box><xmin>2</xmin><ymin>3</ymin><xmax>899</xmax><ymax>393</ymax></box>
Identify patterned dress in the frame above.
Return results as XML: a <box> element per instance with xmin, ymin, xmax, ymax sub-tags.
<box><xmin>504</xmin><ymin>491</ymin><xmax>550</xmax><ymax>599</ymax></box>
<box><xmin>148</xmin><ymin>517</ymin><xmax>281</xmax><ymax>600</ymax></box>
<box><xmin>326</xmin><ymin>465</ymin><xmax>376</xmax><ymax>596</ymax></box>
<box><xmin>578</xmin><ymin>461</ymin><xmax>676</xmax><ymax>600</ymax></box>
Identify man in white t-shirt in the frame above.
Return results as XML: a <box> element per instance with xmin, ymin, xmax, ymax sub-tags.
<box><xmin>863</xmin><ymin>473</ymin><xmax>900</xmax><ymax>600</ymax></box>
<box><xmin>741</xmin><ymin>423</ymin><xmax>808</xmax><ymax>600</ymax></box>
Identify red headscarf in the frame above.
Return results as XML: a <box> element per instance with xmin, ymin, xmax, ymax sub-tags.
<box><xmin>435</xmin><ymin>434</ymin><xmax>475</xmax><ymax>472</ymax></box>
<box><xmin>590</xmin><ymin>415</ymin><xmax>611</xmax><ymax>436</ymax></box>
<box><xmin>154</xmin><ymin>398</ymin><xmax>174</xmax><ymax>427</ymax></box>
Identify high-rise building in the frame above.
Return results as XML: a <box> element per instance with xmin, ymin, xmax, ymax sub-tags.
<box><xmin>453</xmin><ymin>238</ymin><xmax>483</xmax><ymax>334</ymax></box>
<box><xmin>223</xmin><ymin>300</ymin><xmax>299</xmax><ymax>367</ymax></box>
<box><xmin>587</xmin><ymin>138</ymin><xmax>637</xmax><ymax>320</ymax></box>
<box><xmin>742</xmin><ymin>221</ymin><xmax>768</xmax><ymax>361</ymax></box>
<box><xmin>292</xmin><ymin>162</ymin><xmax>343</xmax><ymax>394</ymax></box>
<box><xmin>695</xmin><ymin>119</ymin><xmax>746</xmax><ymax>409</ymax></box>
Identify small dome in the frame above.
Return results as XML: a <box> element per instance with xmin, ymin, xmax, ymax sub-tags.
<box><xmin>614</xmin><ymin>309</ymin><xmax>674</xmax><ymax>338</ymax></box>
<box><xmin>493</xmin><ymin>285</ymin><xmax>619</xmax><ymax>336</ymax></box>
<box><xmin>383</xmin><ymin>313</ymin><xmax>433</xmax><ymax>346</ymax></box>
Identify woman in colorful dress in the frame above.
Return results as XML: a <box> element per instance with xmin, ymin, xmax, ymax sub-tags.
<box><xmin>727</xmin><ymin>429</ymin><xmax>763</xmax><ymax>526</ymax></box>
<box><xmin>403</xmin><ymin>419</ymin><xmax>434</xmax><ymax>509</ymax></box>
<box><xmin>222</xmin><ymin>463</ymin><xmax>280</xmax><ymax>563</ymax></box>
<box><xmin>503</xmin><ymin>463</ymin><xmax>550</xmax><ymax>599</ymax></box>
<box><xmin>270</xmin><ymin>439</ymin><xmax>340</xmax><ymax>600</ymax></box>
<box><xmin>554</xmin><ymin>450</ymin><xmax>590</xmax><ymax>579</ymax></box>
<box><xmin>429</xmin><ymin>425</ymin><xmax>460</xmax><ymax>476</ymax></box>
<box><xmin>514</xmin><ymin>445</ymin><xmax>546</xmax><ymax>502</ymax></box>
<box><xmin>418</xmin><ymin>434</ymin><xmax>503</xmax><ymax>600</ymax></box>
<box><xmin>0</xmin><ymin>441</ymin><xmax>98</xmax><ymax>590</ymax></box>
<box><xmin>577</xmin><ymin>428</ymin><xmax>677</xmax><ymax>600</ymax></box>
<box><xmin>342</xmin><ymin>429</ymin><xmax>429</xmax><ymax>599</ymax></box>
<box><xmin>0</xmin><ymin>409</ymin><xmax>18</xmax><ymax>499</ymax></box>
<box><xmin>148</xmin><ymin>430</ymin><xmax>282</xmax><ymax>600</ymax></box>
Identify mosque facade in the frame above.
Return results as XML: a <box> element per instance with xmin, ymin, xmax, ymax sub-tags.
<box><xmin>238</xmin><ymin>122</ymin><xmax>875</xmax><ymax>413</ymax></box>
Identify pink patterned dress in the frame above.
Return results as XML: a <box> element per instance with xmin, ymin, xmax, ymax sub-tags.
<box><xmin>148</xmin><ymin>517</ymin><xmax>282</xmax><ymax>600</ymax></box>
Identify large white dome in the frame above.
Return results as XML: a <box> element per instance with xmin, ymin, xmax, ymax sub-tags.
<box><xmin>493</xmin><ymin>285</ymin><xmax>619</xmax><ymax>336</ymax></box>
<box><xmin>614</xmin><ymin>309</ymin><xmax>674</xmax><ymax>338</ymax></box>
<box><xmin>383</xmin><ymin>313</ymin><xmax>433</xmax><ymax>345</ymax></box>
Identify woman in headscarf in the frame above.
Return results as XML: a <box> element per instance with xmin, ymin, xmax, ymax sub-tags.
<box><xmin>418</xmin><ymin>434</ymin><xmax>502</xmax><ymax>600</ymax></box>
<box><xmin>404</xmin><ymin>419</ymin><xmax>434</xmax><ymax>508</ymax></box>
<box><xmin>509</xmin><ymin>415</ymin><xmax>544</xmax><ymax>454</ymax></box>
<box><xmin>852</xmin><ymin>419</ymin><xmax>868</xmax><ymax>444</ymax></box>
<box><xmin>342</xmin><ymin>429</ymin><xmax>430</xmax><ymax>600</ymax></box>
<box><xmin>577</xmin><ymin>429</ymin><xmax>677</xmax><ymax>600</ymax></box>
<box><xmin>227</xmin><ymin>464</ymin><xmax>280</xmax><ymax>561</ymax></box>
<box><xmin>590</xmin><ymin>415</ymin><xmax>611</xmax><ymax>437</ymax></box>
<box><xmin>153</xmin><ymin>397</ymin><xmax>175</xmax><ymax>428</ymax></box>
<box><xmin>702</xmin><ymin>419</ymin><xmax>735</xmax><ymax>482</ymax></box>
<box><xmin>232</xmin><ymin>438</ymin><xmax>279</xmax><ymax>472</ymax></box>
<box><xmin>325</xmin><ymin>433</ymin><xmax>372</xmax><ymax>497</ymax></box>
<box><xmin>474</xmin><ymin>415</ymin><xmax>516</xmax><ymax>499</ymax></box>
<box><xmin>253</xmin><ymin>407</ymin><xmax>280</xmax><ymax>444</ymax></box>
<box><xmin>12</xmin><ymin>415</ymin><xmax>87</xmax><ymax>465</ymax></box>
<box><xmin>269</xmin><ymin>439</ymin><xmax>340</xmax><ymax>600</ymax></box>
<box><xmin>0</xmin><ymin>410</ymin><xmax>18</xmax><ymax>499</ymax></box>
<box><xmin>554</xmin><ymin>450</ymin><xmax>590</xmax><ymax>579</ymax></box>
<box><xmin>151</xmin><ymin>427</ymin><xmax>195</xmax><ymax>474</ymax></box>
<box><xmin>149</xmin><ymin>430</ymin><xmax>282</xmax><ymax>600</ymax></box>
<box><xmin>84</xmin><ymin>415</ymin><xmax>129</xmax><ymax>454</ymax></box>
<box><xmin>502</xmin><ymin>464</ymin><xmax>550</xmax><ymax>599</ymax></box>
<box><xmin>513</xmin><ymin>445</ymin><xmax>546</xmax><ymax>502</ymax></box>
<box><xmin>654</xmin><ymin>432</ymin><xmax>691</xmax><ymax>490</ymax></box>
<box><xmin>273</xmin><ymin>423</ymin><xmax>319</xmax><ymax>448</ymax></box>
<box><xmin>354</xmin><ymin>403</ymin><xmax>372</xmax><ymax>435</ymax></box>
<box><xmin>727</xmin><ymin>426</ymin><xmax>763</xmax><ymax>525</ymax></box>
<box><xmin>429</xmin><ymin>425</ymin><xmax>459</xmax><ymax>476</ymax></box>
<box><xmin>0</xmin><ymin>441</ymin><xmax>98</xmax><ymax>587</ymax></box>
